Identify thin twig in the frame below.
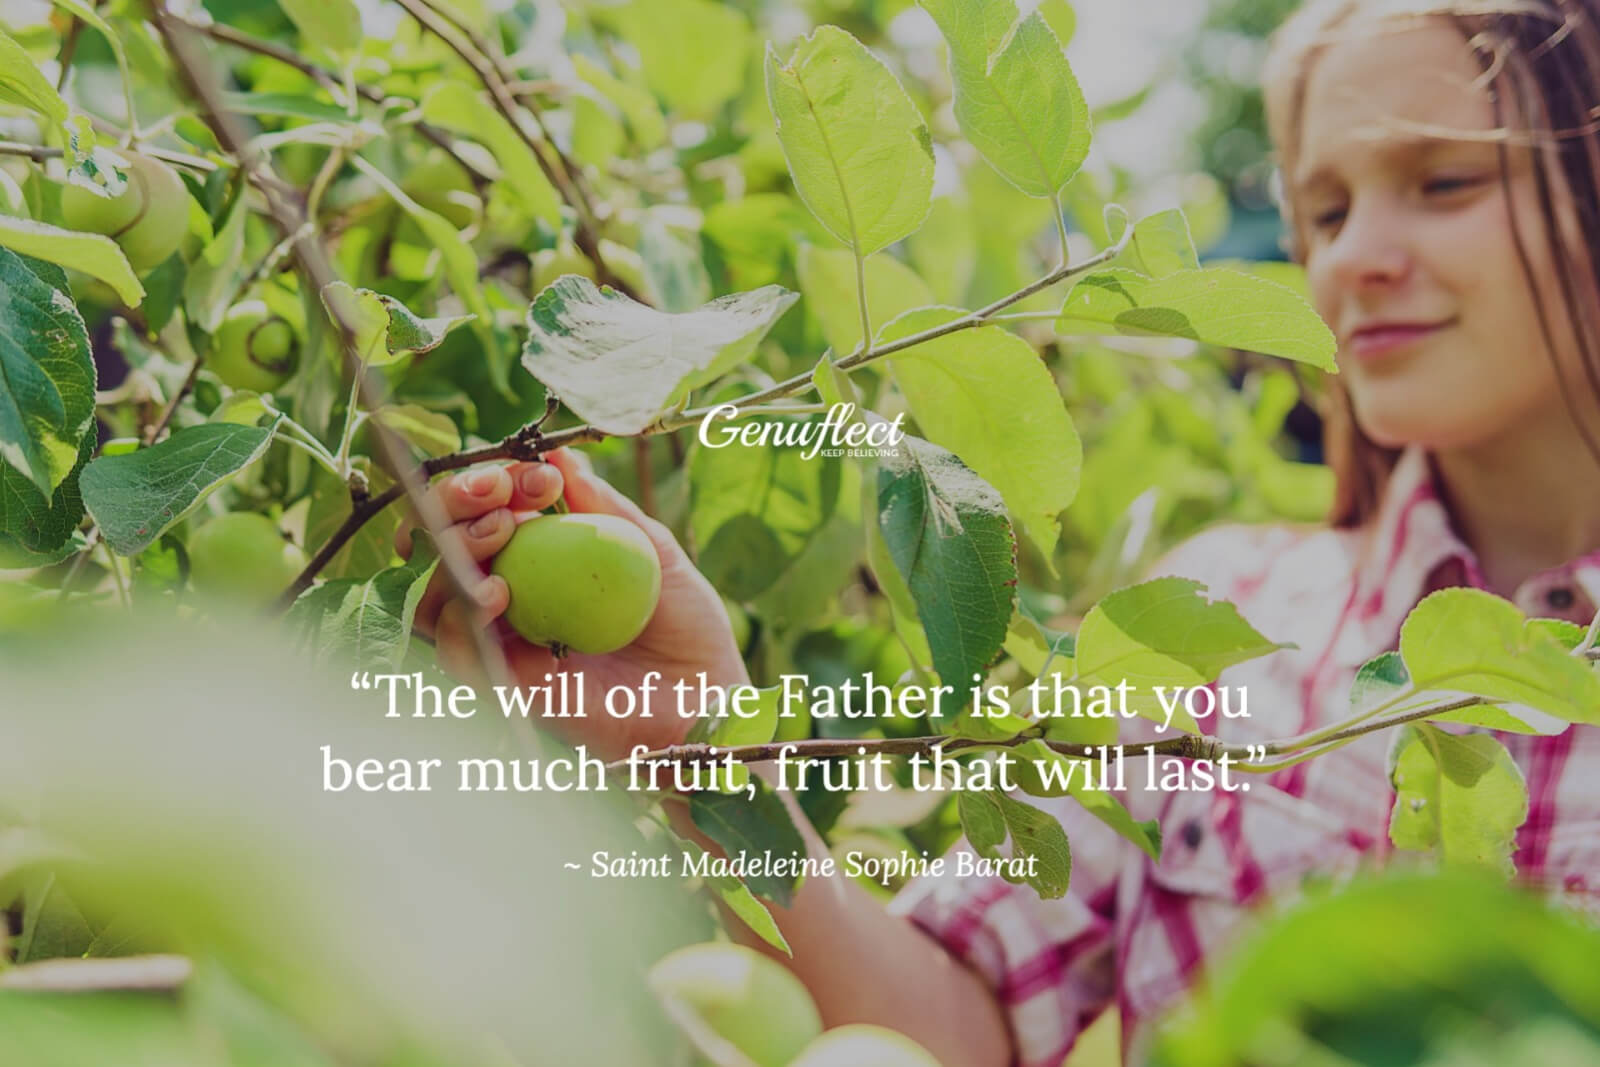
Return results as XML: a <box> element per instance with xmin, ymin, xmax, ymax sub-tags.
<box><xmin>142</xmin><ymin>354</ymin><xmax>203</xmax><ymax>446</ymax></box>
<box><xmin>55</xmin><ymin>15</ymin><xmax>88</xmax><ymax>91</ymax></box>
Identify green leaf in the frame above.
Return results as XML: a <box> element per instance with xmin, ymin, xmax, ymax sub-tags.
<box><xmin>320</xmin><ymin>282</ymin><xmax>472</xmax><ymax>368</ymax></box>
<box><xmin>920</xmin><ymin>0</ymin><xmax>1090</xmax><ymax>198</ymax></box>
<box><xmin>369</xmin><ymin>404</ymin><xmax>461</xmax><ymax>458</ymax></box>
<box><xmin>1070</xmin><ymin>578</ymin><xmax>1283</xmax><ymax>733</ymax></box>
<box><xmin>0</xmin><ymin>250</ymin><xmax>98</xmax><ymax>497</ymax></box>
<box><xmin>1387</xmin><ymin>723</ymin><xmax>1528</xmax><ymax>875</ymax></box>
<box><xmin>521</xmin><ymin>275</ymin><xmax>797</xmax><ymax>435</ymax></box>
<box><xmin>797</xmin><ymin>244</ymin><xmax>934</xmax><ymax>356</ymax></box>
<box><xmin>1400</xmin><ymin>588</ymin><xmax>1600</xmax><ymax>726</ymax></box>
<box><xmin>877</xmin><ymin>432</ymin><xmax>1016</xmax><ymax>698</ymax></box>
<box><xmin>16</xmin><ymin>872</ymin><xmax>94</xmax><ymax>963</ymax></box>
<box><xmin>287</xmin><ymin>535</ymin><xmax>439</xmax><ymax>667</ymax></box>
<box><xmin>0</xmin><ymin>212</ymin><xmax>144</xmax><ymax>307</ymax></box>
<box><xmin>1085</xmin><ymin>578</ymin><xmax>1285</xmax><ymax>680</ymax></box>
<box><xmin>419</xmin><ymin>82</ymin><xmax>562</xmax><ymax>227</ymax></box>
<box><xmin>881</xmin><ymin>306</ymin><xmax>1080</xmax><ymax>564</ymax></box>
<box><xmin>0</xmin><ymin>27</ymin><xmax>69</xmax><ymax>129</ymax></box>
<box><xmin>276</xmin><ymin>0</ymin><xmax>362</xmax><ymax>54</ymax></box>
<box><xmin>80</xmin><ymin>420</ymin><xmax>280</xmax><ymax>556</ymax></box>
<box><xmin>766</xmin><ymin>26</ymin><xmax>935</xmax><ymax>257</ymax></box>
<box><xmin>182</xmin><ymin>188</ymin><xmax>247</xmax><ymax>333</ymax></box>
<box><xmin>1057</xmin><ymin>267</ymin><xmax>1338</xmax><ymax>370</ymax></box>
<box><xmin>599</xmin><ymin>0</ymin><xmax>751</xmax><ymax>121</ymax></box>
<box><xmin>0</xmin><ymin>434</ymin><xmax>91</xmax><ymax>568</ymax></box>
<box><xmin>572</xmin><ymin>54</ymin><xmax>667</xmax><ymax>150</ymax></box>
<box><xmin>690</xmin><ymin>443</ymin><xmax>841</xmax><ymax>601</ymax></box>
<box><xmin>689</xmin><ymin>778</ymin><xmax>808</xmax><ymax>907</ymax></box>
<box><xmin>219</xmin><ymin>90</ymin><xmax>353</xmax><ymax>124</ymax></box>
<box><xmin>957</xmin><ymin>789</ymin><xmax>1072</xmax><ymax>897</ymax></box>
<box><xmin>1111</xmin><ymin>208</ymin><xmax>1199</xmax><ymax>277</ymax></box>
<box><xmin>1348</xmin><ymin>650</ymin><xmax>1410</xmax><ymax>714</ymax></box>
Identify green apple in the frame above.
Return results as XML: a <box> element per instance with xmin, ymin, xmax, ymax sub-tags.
<box><xmin>490</xmin><ymin>512</ymin><xmax>662</xmax><ymax>655</ymax></box>
<box><xmin>209</xmin><ymin>301</ymin><xmax>301</xmax><ymax>393</ymax></box>
<box><xmin>788</xmin><ymin>1025</ymin><xmax>943</xmax><ymax>1067</ymax></box>
<box><xmin>60</xmin><ymin>152</ymin><xmax>190</xmax><ymax>274</ymax></box>
<box><xmin>648</xmin><ymin>943</ymin><xmax>821</xmax><ymax>1067</ymax></box>
<box><xmin>187</xmin><ymin>513</ymin><xmax>307</xmax><ymax>605</ymax></box>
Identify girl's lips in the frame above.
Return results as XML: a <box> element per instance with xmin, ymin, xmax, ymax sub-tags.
<box><xmin>1345</xmin><ymin>321</ymin><xmax>1450</xmax><ymax>361</ymax></box>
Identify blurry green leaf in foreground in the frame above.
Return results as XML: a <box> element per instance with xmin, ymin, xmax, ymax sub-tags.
<box><xmin>1150</xmin><ymin>871</ymin><xmax>1600</xmax><ymax>1067</ymax></box>
<box><xmin>0</xmin><ymin>611</ymin><xmax>702</xmax><ymax>1065</ymax></box>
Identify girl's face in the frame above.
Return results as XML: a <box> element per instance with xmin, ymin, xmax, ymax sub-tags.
<box><xmin>1293</xmin><ymin>21</ymin><xmax>1579</xmax><ymax>451</ymax></box>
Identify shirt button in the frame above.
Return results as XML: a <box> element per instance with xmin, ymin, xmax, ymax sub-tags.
<box><xmin>1182</xmin><ymin>819</ymin><xmax>1204</xmax><ymax>849</ymax></box>
<box><xmin>1547</xmin><ymin>587</ymin><xmax>1576</xmax><ymax>611</ymax></box>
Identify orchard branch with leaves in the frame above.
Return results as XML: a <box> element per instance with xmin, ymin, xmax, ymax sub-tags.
<box><xmin>4</xmin><ymin>0</ymin><xmax>1600</xmax><ymax>936</ymax></box>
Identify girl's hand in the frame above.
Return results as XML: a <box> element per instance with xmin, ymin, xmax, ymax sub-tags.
<box><xmin>398</xmin><ymin>448</ymin><xmax>750</xmax><ymax>762</ymax></box>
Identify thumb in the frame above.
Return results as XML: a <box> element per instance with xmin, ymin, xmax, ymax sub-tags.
<box><xmin>545</xmin><ymin>449</ymin><xmax>681</xmax><ymax>562</ymax></box>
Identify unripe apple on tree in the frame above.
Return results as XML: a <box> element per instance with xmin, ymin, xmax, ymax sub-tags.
<box><xmin>490</xmin><ymin>512</ymin><xmax>662</xmax><ymax>655</ymax></box>
<box><xmin>648</xmin><ymin>942</ymin><xmax>822</xmax><ymax>1067</ymax></box>
<box><xmin>59</xmin><ymin>152</ymin><xmax>190</xmax><ymax>274</ymax></box>
<box><xmin>187</xmin><ymin>512</ymin><xmax>307</xmax><ymax>605</ymax></box>
<box><xmin>209</xmin><ymin>301</ymin><xmax>301</xmax><ymax>393</ymax></box>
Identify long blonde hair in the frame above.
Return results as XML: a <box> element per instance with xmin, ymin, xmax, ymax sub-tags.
<box><xmin>1262</xmin><ymin>0</ymin><xmax>1600</xmax><ymax>526</ymax></box>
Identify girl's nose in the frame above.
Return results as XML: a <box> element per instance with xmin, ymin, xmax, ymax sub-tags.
<box><xmin>1319</xmin><ymin>196</ymin><xmax>1413</xmax><ymax>290</ymax></box>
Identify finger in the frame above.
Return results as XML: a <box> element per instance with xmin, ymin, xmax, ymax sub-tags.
<box><xmin>397</xmin><ymin>466</ymin><xmax>515</xmax><ymax>558</ymax></box>
<box><xmin>505</xmin><ymin>460</ymin><xmax>564</xmax><ymax>513</ymax></box>
<box><xmin>545</xmin><ymin>448</ymin><xmax>679</xmax><ymax>559</ymax></box>
<box><xmin>415</xmin><ymin>568</ymin><xmax>508</xmax><ymax>641</ymax></box>
<box><xmin>413</xmin><ymin>511</ymin><xmax>516</xmax><ymax>628</ymax></box>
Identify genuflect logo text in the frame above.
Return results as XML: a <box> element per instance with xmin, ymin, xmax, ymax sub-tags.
<box><xmin>696</xmin><ymin>402</ymin><xmax>906</xmax><ymax>459</ymax></box>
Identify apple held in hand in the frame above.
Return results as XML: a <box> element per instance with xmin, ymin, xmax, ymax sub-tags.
<box><xmin>60</xmin><ymin>153</ymin><xmax>190</xmax><ymax>274</ymax></box>
<box><xmin>491</xmin><ymin>512</ymin><xmax>662</xmax><ymax>655</ymax></box>
<box><xmin>210</xmin><ymin>301</ymin><xmax>301</xmax><ymax>393</ymax></box>
<box><xmin>187</xmin><ymin>512</ymin><xmax>306</xmax><ymax>605</ymax></box>
<box><xmin>648</xmin><ymin>942</ymin><xmax>822</xmax><ymax>1067</ymax></box>
<box><xmin>789</xmin><ymin>1024</ymin><xmax>943</xmax><ymax>1067</ymax></box>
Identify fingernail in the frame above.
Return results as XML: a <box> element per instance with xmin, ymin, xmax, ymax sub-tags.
<box><xmin>476</xmin><ymin>576</ymin><xmax>505</xmax><ymax>607</ymax></box>
<box><xmin>466</xmin><ymin>470</ymin><xmax>498</xmax><ymax>496</ymax></box>
<box><xmin>518</xmin><ymin>464</ymin><xmax>553</xmax><ymax>497</ymax></box>
<box><xmin>468</xmin><ymin>511</ymin><xmax>501</xmax><ymax>537</ymax></box>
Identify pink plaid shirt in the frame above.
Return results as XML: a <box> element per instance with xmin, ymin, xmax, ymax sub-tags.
<box><xmin>891</xmin><ymin>445</ymin><xmax>1600</xmax><ymax>1066</ymax></box>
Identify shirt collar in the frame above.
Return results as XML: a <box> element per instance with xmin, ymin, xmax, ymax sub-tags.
<box><xmin>1338</xmin><ymin>445</ymin><xmax>1600</xmax><ymax>666</ymax></box>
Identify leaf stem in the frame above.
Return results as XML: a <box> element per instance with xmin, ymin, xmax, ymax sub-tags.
<box><xmin>854</xmin><ymin>249</ymin><xmax>873</xmax><ymax>359</ymax></box>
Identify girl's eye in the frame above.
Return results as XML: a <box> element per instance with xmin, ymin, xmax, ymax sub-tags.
<box><xmin>1423</xmin><ymin>175</ymin><xmax>1485</xmax><ymax>196</ymax></box>
<box><xmin>1310</xmin><ymin>205</ymin><xmax>1346</xmax><ymax>231</ymax></box>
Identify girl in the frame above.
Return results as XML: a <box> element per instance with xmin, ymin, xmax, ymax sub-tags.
<box><xmin>401</xmin><ymin>0</ymin><xmax>1600</xmax><ymax>1062</ymax></box>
